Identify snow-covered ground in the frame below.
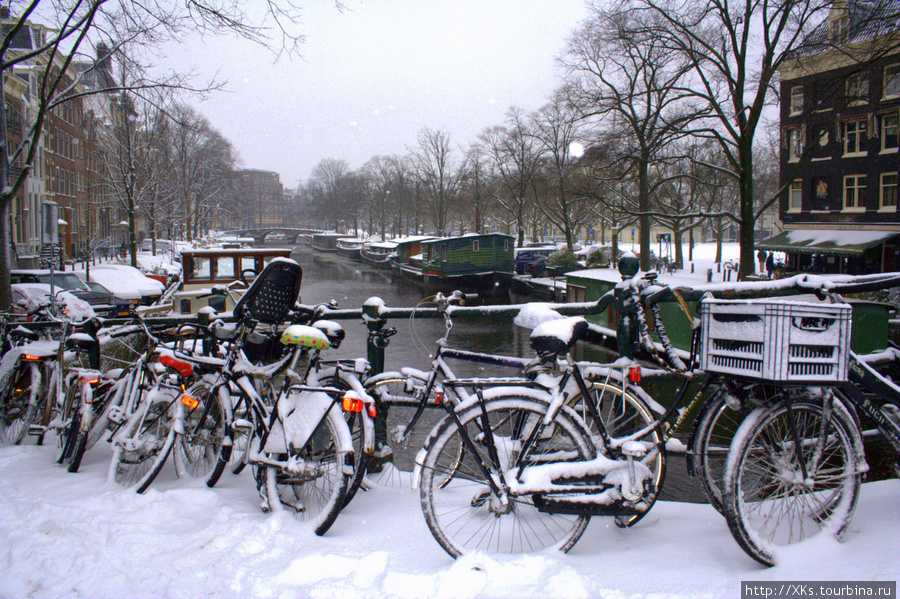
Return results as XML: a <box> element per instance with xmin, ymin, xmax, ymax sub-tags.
<box><xmin>0</xmin><ymin>442</ymin><xmax>897</xmax><ymax>599</ymax></box>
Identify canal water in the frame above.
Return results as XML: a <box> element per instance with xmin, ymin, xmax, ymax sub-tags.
<box><xmin>285</xmin><ymin>242</ymin><xmax>708</xmax><ymax>503</ymax></box>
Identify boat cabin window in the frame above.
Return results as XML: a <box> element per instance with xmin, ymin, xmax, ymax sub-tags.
<box><xmin>181</xmin><ymin>248</ymin><xmax>293</xmax><ymax>290</ymax></box>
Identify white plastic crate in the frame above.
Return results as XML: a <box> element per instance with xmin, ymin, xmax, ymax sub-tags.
<box><xmin>699</xmin><ymin>299</ymin><xmax>851</xmax><ymax>383</ymax></box>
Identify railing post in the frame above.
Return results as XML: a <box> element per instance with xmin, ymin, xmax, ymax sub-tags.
<box><xmin>363</xmin><ymin>297</ymin><xmax>387</xmax><ymax>375</ymax></box>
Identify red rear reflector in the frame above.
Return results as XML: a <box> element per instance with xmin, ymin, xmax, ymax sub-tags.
<box><xmin>23</xmin><ymin>354</ymin><xmax>41</xmax><ymax>361</ymax></box>
<box><xmin>367</xmin><ymin>404</ymin><xmax>377</xmax><ymax>418</ymax></box>
<box><xmin>80</xmin><ymin>376</ymin><xmax>100</xmax><ymax>385</ymax></box>
<box><xmin>433</xmin><ymin>391</ymin><xmax>443</xmax><ymax>405</ymax></box>
<box><xmin>629</xmin><ymin>366</ymin><xmax>641</xmax><ymax>383</ymax></box>
<box><xmin>181</xmin><ymin>394</ymin><xmax>200</xmax><ymax>409</ymax></box>
<box><xmin>342</xmin><ymin>395</ymin><xmax>364</xmax><ymax>413</ymax></box>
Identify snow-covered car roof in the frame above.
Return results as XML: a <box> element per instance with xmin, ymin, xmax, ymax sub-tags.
<box><xmin>76</xmin><ymin>265</ymin><xmax>165</xmax><ymax>300</ymax></box>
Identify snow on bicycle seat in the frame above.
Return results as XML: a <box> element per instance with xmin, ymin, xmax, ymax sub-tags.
<box><xmin>529</xmin><ymin>316</ymin><xmax>589</xmax><ymax>359</ymax></box>
<box><xmin>312</xmin><ymin>320</ymin><xmax>345</xmax><ymax>348</ymax></box>
<box><xmin>232</xmin><ymin>258</ymin><xmax>302</xmax><ymax>325</ymax></box>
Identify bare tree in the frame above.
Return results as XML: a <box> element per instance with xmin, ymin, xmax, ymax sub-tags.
<box><xmin>409</xmin><ymin>127</ymin><xmax>464</xmax><ymax>235</ymax></box>
<box><xmin>0</xmin><ymin>0</ymin><xmax>309</xmax><ymax>308</ymax></box>
<box><xmin>479</xmin><ymin>107</ymin><xmax>542</xmax><ymax>246</ymax></box>
<box><xmin>529</xmin><ymin>92</ymin><xmax>595</xmax><ymax>250</ymax></box>
<box><xmin>308</xmin><ymin>158</ymin><xmax>350</xmax><ymax>230</ymax></box>
<box><xmin>562</xmin><ymin>5</ymin><xmax>704</xmax><ymax>270</ymax></box>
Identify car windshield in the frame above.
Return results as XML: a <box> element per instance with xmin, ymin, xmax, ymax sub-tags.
<box><xmin>35</xmin><ymin>273</ymin><xmax>88</xmax><ymax>291</ymax></box>
<box><xmin>85</xmin><ymin>281</ymin><xmax>111</xmax><ymax>293</ymax></box>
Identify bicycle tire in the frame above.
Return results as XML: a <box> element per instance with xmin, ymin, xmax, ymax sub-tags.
<box><xmin>59</xmin><ymin>382</ymin><xmax>93</xmax><ymax>473</ymax></box>
<box><xmin>570</xmin><ymin>380</ymin><xmax>665</xmax><ymax>528</ymax></box>
<box><xmin>257</xmin><ymin>402</ymin><xmax>352</xmax><ymax>536</ymax></box>
<box><xmin>723</xmin><ymin>397</ymin><xmax>863</xmax><ymax>566</ymax></box>
<box><xmin>110</xmin><ymin>387</ymin><xmax>179</xmax><ymax>493</ymax></box>
<box><xmin>690</xmin><ymin>383</ymin><xmax>753</xmax><ymax>514</ymax></box>
<box><xmin>419</xmin><ymin>394</ymin><xmax>595</xmax><ymax>558</ymax></box>
<box><xmin>173</xmin><ymin>381</ymin><xmax>232</xmax><ymax>487</ymax></box>
<box><xmin>0</xmin><ymin>362</ymin><xmax>41</xmax><ymax>446</ymax></box>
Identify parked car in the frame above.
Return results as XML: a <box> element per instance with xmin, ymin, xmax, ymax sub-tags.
<box><xmin>514</xmin><ymin>246</ymin><xmax>557</xmax><ymax>276</ymax></box>
<box><xmin>10</xmin><ymin>283</ymin><xmax>96</xmax><ymax>321</ymax></box>
<box><xmin>10</xmin><ymin>269</ymin><xmax>131</xmax><ymax>318</ymax></box>
<box><xmin>79</xmin><ymin>264</ymin><xmax>165</xmax><ymax>306</ymax></box>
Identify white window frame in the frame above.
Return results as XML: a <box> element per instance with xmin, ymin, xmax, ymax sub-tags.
<box><xmin>789</xmin><ymin>180</ymin><xmax>803</xmax><ymax>212</ymax></box>
<box><xmin>843</xmin><ymin>174</ymin><xmax>866</xmax><ymax>212</ymax></box>
<box><xmin>843</xmin><ymin>119</ymin><xmax>867</xmax><ymax>156</ymax></box>
<box><xmin>881</xmin><ymin>172</ymin><xmax>898</xmax><ymax>212</ymax></box>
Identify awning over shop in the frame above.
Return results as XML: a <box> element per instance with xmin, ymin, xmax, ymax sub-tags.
<box><xmin>757</xmin><ymin>229</ymin><xmax>900</xmax><ymax>256</ymax></box>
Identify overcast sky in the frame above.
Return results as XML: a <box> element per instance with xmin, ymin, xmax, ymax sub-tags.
<box><xmin>166</xmin><ymin>0</ymin><xmax>591</xmax><ymax>189</ymax></box>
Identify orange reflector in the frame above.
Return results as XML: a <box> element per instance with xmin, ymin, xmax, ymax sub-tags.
<box><xmin>181</xmin><ymin>394</ymin><xmax>200</xmax><ymax>409</ymax></box>
<box><xmin>629</xmin><ymin>366</ymin><xmax>641</xmax><ymax>383</ymax></box>
<box><xmin>342</xmin><ymin>395</ymin><xmax>364</xmax><ymax>413</ymax></box>
<box><xmin>80</xmin><ymin>376</ymin><xmax>100</xmax><ymax>385</ymax></box>
<box><xmin>23</xmin><ymin>354</ymin><xmax>41</xmax><ymax>361</ymax></box>
<box><xmin>367</xmin><ymin>404</ymin><xmax>377</xmax><ymax>418</ymax></box>
<box><xmin>433</xmin><ymin>391</ymin><xmax>443</xmax><ymax>405</ymax></box>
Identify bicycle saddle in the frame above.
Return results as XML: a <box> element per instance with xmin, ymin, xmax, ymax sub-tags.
<box><xmin>529</xmin><ymin>316</ymin><xmax>589</xmax><ymax>359</ymax></box>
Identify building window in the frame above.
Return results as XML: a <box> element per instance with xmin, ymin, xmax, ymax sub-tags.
<box><xmin>789</xmin><ymin>180</ymin><xmax>803</xmax><ymax>212</ymax></box>
<box><xmin>787</xmin><ymin>127</ymin><xmax>803</xmax><ymax>161</ymax></box>
<box><xmin>843</xmin><ymin>175</ymin><xmax>866</xmax><ymax>211</ymax></box>
<box><xmin>884</xmin><ymin>64</ymin><xmax>899</xmax><ymax>98</ymax></box>
<box><xmin>843</xmin><ymin>119</ymin><xmax>867</xmax><ymax>155</ymax></box>
<box><xmin>881</xmin><ymin>113</ymin><xmax>899</xmax><ymax>152</ymax></box>
<box><xmin>472</xmin><ymin>240</ymin><xmax>480</xmax><ymax>252</ymax></box>
<box><xmin>846</xmin><ymin>74</ymin><xmax>869</xmax><ymax>105</ymax></box>
<box><xmin>882</xmin><ymin>173</ymin><xmax>898</xmax><ymax>211</ymax></box>
<box><xmin>790</xmin><ymin>86</ymin><xmax>804</xmax><ymax>115</ymax></box>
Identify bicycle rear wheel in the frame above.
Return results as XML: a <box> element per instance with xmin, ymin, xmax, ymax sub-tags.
<box><xmin>174</xmin><ymin>381</ymin><xmax>232</xmax><ymax>487</ymax></box>
<box><xmin>723</xmin><ymin>396</ymin><xmax>862</xmax><ymax>566</ymax></box>
<box><xmin>57</xmin><ymin>382</ymin><xmax>93</xmax><ymax>473</ymax></box>
<box><xmin>419</xmin><ymin>394</ymin><xmax>595</xmax><ymax>558</ymax></box>
<box><xmin>258</xmin><ymin>404</ymin><xmax>352</xmax><ymax>536</ymax></box>
<box><xmin>570</xmin><ymin>380</ymin><xmax>664</xmax><ymax>527</ymax></box>
<box><xmin>0</xmin><ymin>362</ymin><xmax>40</xmax><ymax>446</ymax></box>
<box><xmin>690</xmin><ymin>382</ymin><xmax>754</xmax><ymax>514</ymax></box>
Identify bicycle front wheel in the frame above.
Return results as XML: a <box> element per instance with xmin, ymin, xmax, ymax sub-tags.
<box><xmin>111</xmin><ymin>389</ymin><xmax>179</xmax><ymax>493</ymax></box>
<box><xmin>174</xmin><ymin>381</ymin><xmax>232</xmax><ymax>487</ymax></box>
<box><xmin>259</xmin><ymin>404</ymin><xmax>352</xmax><ymax>536</ymax></box>
<box><xmin>723</xmin><ymin>397</ymin><xmax>863</xmax><ymax>566</ymax></box>
<box><xmin>419</xmin><ymin>394</ymin><xmax>595</xmax><ymax>558</ymax></box>
<box><xmin>57</xmin><ymin>381</ymin><xmax>93</xmax><ymax>473</ymax></box>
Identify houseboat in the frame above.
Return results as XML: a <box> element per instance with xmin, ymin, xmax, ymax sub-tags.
<box><xmin>395</xmin><ymin>233</ymin><xmax>515</xmax><ymax>296</ymax></box>
<box><xmin>335</xmin><ymin>237</ymin><xmax>366</xmax><ymax>260</ymax></box>
<box><xmin>360</xmin><ymin>240</ymin><xmax>398</xmax><ymax>268</ymax></box>
<box><xmin>172</xmin><ymin>246</ymin><xmax>294</xmax><ymax>314</ymax></box>
<box><xmin>310</xmin><ymin>233</ymin><xmax>350</xmax><ymax>252</ymax></box>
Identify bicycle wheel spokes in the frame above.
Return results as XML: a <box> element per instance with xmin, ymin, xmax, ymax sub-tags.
<box><xmin>725</xmin><ymin>400</ymin><xmax>861</xmax><ymax>566</ymax></box>
<box><xmin>175</xmin><ymin>383</ymin><xmax>229</xmax><ymax>483</ymax></box>
<box><xmin>0</xmin><ymin>364</ymin><xmax>39</xmax><ymax>446</ymax></box>
<box><xmin>113</xmin><ymin>391</ymin><xmax>178</xmax><ymax>490</ymax></box>
<box><xmin>420</xmin><ymin>396</ymin><xmax>593</xmax><ymax>557</ymax></box>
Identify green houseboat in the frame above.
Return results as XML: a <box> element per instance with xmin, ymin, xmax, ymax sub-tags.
<box><xmin>396</xmin><ymin>233</ymin><xmax>515</xmax><ymax>296</ymax></box>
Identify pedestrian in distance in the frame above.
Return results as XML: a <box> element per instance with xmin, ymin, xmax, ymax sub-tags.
<box><xmin>757</xmin><ymin>249</ymin><xmax>768</xmax><ymax>275</ymax></box>
<box><xmin>765</xmin><ymin>252</ymin><xmax>775</xmax><ymax>278</ymax></box>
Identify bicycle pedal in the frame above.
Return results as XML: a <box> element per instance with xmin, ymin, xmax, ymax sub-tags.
<box><xmin>28</xmin><ymin>424</ymin><xmax>47</xmax><ymax>436</ymax></box>
<box><xmin>108</xmin><ymin>406</ymin><xmax>126</xmax><ymax>424</ymax></box>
